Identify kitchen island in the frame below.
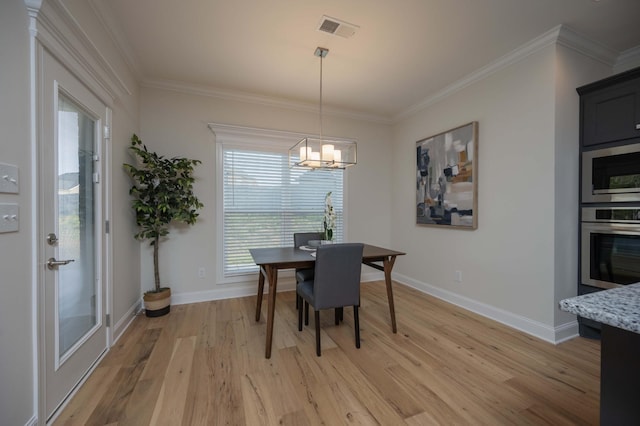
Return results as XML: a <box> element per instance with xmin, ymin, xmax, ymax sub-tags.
<box><xmin>560</xmin><ymin>283</ymin><xmax>640</xmax><ymax>425</ymax></box>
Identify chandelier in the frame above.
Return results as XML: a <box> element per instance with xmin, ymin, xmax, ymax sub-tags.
<box><xmin>289</xmin><ymin>47</ymin><xmax>357</xmax><ymax>169</ymax></box>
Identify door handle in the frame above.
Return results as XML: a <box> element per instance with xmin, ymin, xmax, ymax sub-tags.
<box><xmin>47</xmin><ymin>258</ymin><xmax>75</xmax><ymax>270</ymax></box>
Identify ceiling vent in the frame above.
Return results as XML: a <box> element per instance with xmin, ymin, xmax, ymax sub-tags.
<box><xmin>317</xmin><ymin>15</ymin><xmax>359</xmax><ymax>39</ymax></box>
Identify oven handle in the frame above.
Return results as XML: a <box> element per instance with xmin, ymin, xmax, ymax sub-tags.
<box><xmin>593</xmin><ymin>188</ymin><xmax>640</xmax><ymax>195</ymax></box>
<box><xmin>581</xmin><ymin>222</ymin><xmax>640</xmax><ymax>234</ymax></box>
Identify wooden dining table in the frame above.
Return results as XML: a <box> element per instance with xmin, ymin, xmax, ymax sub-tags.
<box><xmin>249</xmin><ymin>243</ymin><xmax>406</xmax><ymax>358</ymax></box>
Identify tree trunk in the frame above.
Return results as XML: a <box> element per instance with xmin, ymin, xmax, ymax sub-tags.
<box><xmin>153</xmin><ymin>235</ymin><xmax>160</xmax><ymax>291</ymax></box>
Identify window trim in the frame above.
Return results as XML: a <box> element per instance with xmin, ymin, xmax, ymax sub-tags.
<box><xmin>210</xmin><ymin>123</ymin><xmax>349</xmax><ymax>285</ymax></box>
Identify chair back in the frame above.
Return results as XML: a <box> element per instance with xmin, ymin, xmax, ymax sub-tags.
<box><xmin>294</xmin><ymin>232</ymin><xmax>324</xmax><ymax>247</ymax></box>
<box><xmin>313</xmin><ymin>243</ymin><xmax>364</xmax><ymax>310</ymax></box>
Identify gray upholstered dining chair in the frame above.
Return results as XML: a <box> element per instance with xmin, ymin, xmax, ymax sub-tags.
<box><xmin>293</xmin><ymin>232</ymin><xmax>324</xmax><ymax>309</ymax></box>
<box><xmin>296</xmin><ymin>243</ymin><xmax>364</xmax><ymax>356</ymax></box>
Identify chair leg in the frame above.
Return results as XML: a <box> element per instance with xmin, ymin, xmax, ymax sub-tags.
<box><xmin>339</xmin><ymin>307</ymin><xmax>344</xmax><ymax>322</ymax></box>
<box><xmin>354</xmin><ymin>305</ymin><xmax>360</xmax><ymax>349</ymax></box>
<box><xmin>304</xmin><ymin>301</ymin><xmax>309</xmax><ymax>326</ymax></box>
<box><xmin>298</xmin><ymin>295</ymin><xmax>303</xmax><ymax>331</ymax></box>
<box><xmin>315</xmin><ymin>310</ymin><xmax>321</xmax><ymax>356</ymax></box>
<box><xmin>335</xmin><ymin>308</ymin><xmax>340</xmax><ymax>325</ymax></box>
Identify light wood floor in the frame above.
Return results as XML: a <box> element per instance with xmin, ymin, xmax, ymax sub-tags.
<box><xmin>54</xmin><ymin>282</ymin><xmax>601</xmax><ymax>425</ymax></box>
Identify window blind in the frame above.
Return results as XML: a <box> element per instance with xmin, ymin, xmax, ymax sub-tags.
<box><xmin>222</xmin><ymin>146</ymin><xmax>344</xmax><ymax>276</ymax></box>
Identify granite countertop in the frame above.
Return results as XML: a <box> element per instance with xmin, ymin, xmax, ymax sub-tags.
<box><xmin>559</xmin><ymin>282</ymin><xmax>640</xmax><ymax>334</ymax></box>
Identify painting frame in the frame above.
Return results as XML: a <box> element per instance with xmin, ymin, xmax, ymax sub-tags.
<box><xmin>416</xmin><ymin>121</ymin><xmax>478</xmax><ymax>229</ymax></box>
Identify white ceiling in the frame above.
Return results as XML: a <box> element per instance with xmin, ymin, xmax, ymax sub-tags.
<box><xmin>102</xmin><ymin>0</ymin><xmax>640</xmax><ymax>121</ymax></box>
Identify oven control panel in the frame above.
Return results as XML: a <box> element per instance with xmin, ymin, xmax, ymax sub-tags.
<box><xmin>582</xmin><ymin>207</ymin><xmax>640</xmax><ymax>223</ymax></box>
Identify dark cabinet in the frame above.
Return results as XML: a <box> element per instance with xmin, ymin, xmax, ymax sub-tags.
<box><xmin>576</xmin><ymin>67</ymin><xmax>640</xmax><ymax>340</ymax></box>
<box><xmin>578</xmin><ymin>67</ymin><xmax>640</xmax><ymax>147</ymax></box>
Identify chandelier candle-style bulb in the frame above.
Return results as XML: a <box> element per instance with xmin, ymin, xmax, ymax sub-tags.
<box><xmin>333</xmin><ymin>149</ymin><xmax>341</xmax><ymax>164</ymax></box>
<box><xmin>300</xmin><ymin>146</ymin><xmax>312</xmax><ymax>162</ymax></box>
<box><xmin>310</xmin><ymin>151</ymin><xmax>321</xmax><ymax>168</ymax></box>
<box><xmin>322</xmin><ymin>144</ymin><xmax>335</xmax><ymax>162</ymax></box>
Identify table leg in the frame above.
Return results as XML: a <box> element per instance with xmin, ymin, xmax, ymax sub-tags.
<box><xmin>255</xmin><ymin>267</ymin><xmax>265</xmax><ymax>322</ymax></box>
<box><xmin>264</xmin><ymin>265</ymin><xmax>278</xmax><ymax>359</ymax></box>
<box><xmin>383</xmin><ymin>256</ymin><xmax>398</xmax><ymax>333</ymax></box>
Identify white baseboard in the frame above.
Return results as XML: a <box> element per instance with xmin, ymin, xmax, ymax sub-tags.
<box><xmin>361</xmin><ymin>270</ymin><xmax>384</xmax><ymax>283</ymax></box>
<box><xmin>554</xmin><ymin>320</ymin><xmax>580</xmax><ymax>343</ymax></box>
<box><xmin>171</xmin><ymin>279</ymin><xmax>295</xmax><ymax>306</ymax></box>
<box><xmin>392</xmin><ymin>272</ymin><xmax>571</xmax><ymax>344</ymax></box>
<box><xmin>112</xmin><ymin>299</ymin><xmax>142</xmax><ymax>344</ymax></box>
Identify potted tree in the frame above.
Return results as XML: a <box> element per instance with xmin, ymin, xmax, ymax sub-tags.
<box><xmin>124</xmin><ymin>134</ymin><xmax>203</xmax><ymax>317</ymax></box>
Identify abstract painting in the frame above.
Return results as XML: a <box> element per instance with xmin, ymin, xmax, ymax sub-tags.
<box><xmin>416</xmin><ymin>121</ymin><xmax>478</xmax><ymax>229</ymax></box>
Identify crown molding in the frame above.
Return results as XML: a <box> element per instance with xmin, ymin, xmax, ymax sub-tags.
<box><xmin>88</xmin><ymin>0</ymin><xmax>143</xmax><ymax>81</ymax></box>
<box><xmin>614</xmin><ymin>45</ymin><xmax>640</xmax><ymax>74</ymax></box>
<box><xmin>26</xmin><ymin>0</ymin><xmax>131</xmax><ymax>103</ymax></box>
<box><xmin>141</xmin><ymin>78</ymin><xmax>392</xmax><ymax>125</ymax></box>
<box><xmin>393</xmin><ymin>24</ymin><xmax>619</xmax><ymax>123</ymax></box>
<box><xmin>555</xmin><ymin>25</ymin><xmax>618</xmax><ymax>66</ymax></box>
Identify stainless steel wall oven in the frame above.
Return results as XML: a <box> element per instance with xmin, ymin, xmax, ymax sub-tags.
<box><xmin>581</xmin><ymin>207</ymin><xmax>640</xmax><ymax>289</ymax></box>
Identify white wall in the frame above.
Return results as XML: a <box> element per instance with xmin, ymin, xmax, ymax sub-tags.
<box><xmin>552</xmin><ymin>46</ymin><xmax>611</xmax><ymax>329</ymax></box>
<box><xmin>0</xmin><ymin>2</ymin><xmax>34</xmax><ymax>424</ymax></box>
<box><xmin>138</xmin><ymin>86</ymin><xmax>393</xmax><ymax>299</ymax></box>
<box><xmin>391</xmin><ymin>45</ymin><xmax>565</xmax><ymax>339</ymax></box>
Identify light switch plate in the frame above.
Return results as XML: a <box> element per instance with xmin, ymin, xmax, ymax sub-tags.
<box><xmin>0</xmin><ymin>204</ymin><xmax>19</xmax><ymax>233</ymax></box>
<box><xmin>0</xmin><ymin>163</ymin><xmax>19</xmax><ymax>194</ymax></box>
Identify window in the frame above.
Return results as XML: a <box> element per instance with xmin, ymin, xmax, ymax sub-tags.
<box><xmin>213</xmin><ymin>124</ymin><xmax>345</xmax><ymax>279</ymax></box>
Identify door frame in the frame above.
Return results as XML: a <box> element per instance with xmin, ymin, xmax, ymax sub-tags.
<box><xmin>26</xmin><ymin>1</ymin><xmax>120</xmax><ymax>423</ymax></box>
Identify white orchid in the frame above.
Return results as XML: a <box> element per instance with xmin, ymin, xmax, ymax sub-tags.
<box><xmin>323</xmin><ymin>191</ymin><xmax>336</xmax><ymax>241</ymax></box>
